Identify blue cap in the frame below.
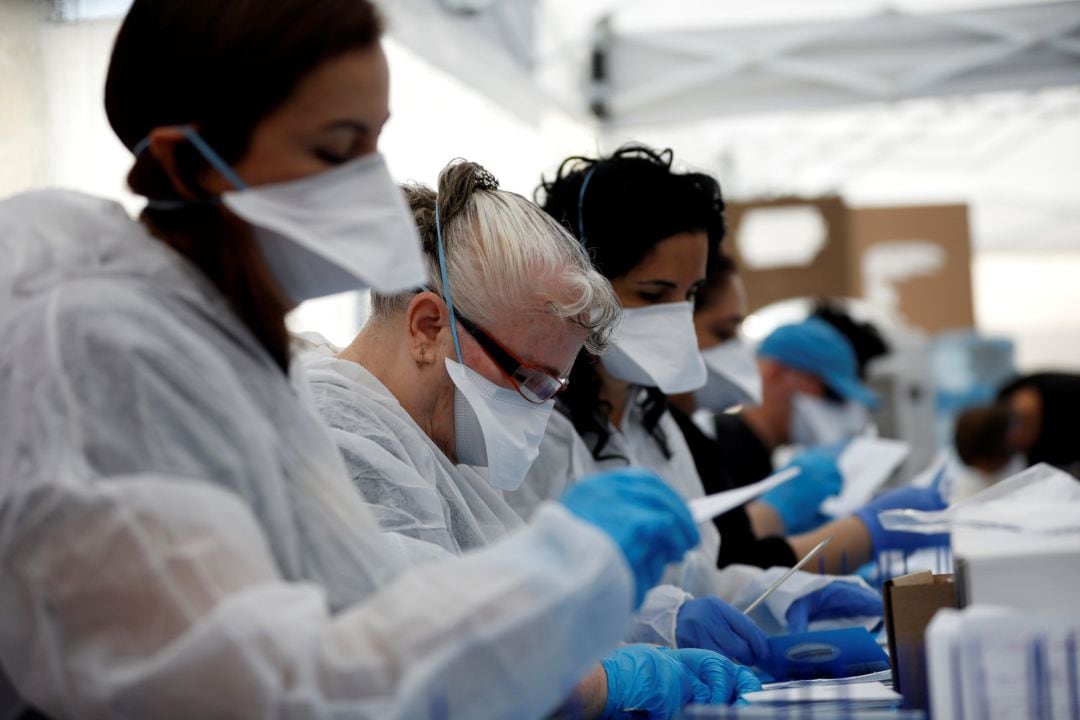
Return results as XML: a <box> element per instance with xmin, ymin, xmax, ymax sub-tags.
<box><xmin>758</xmin><ymin>318</ymin><xmax>879</xmax><ymax>408</ymax></box>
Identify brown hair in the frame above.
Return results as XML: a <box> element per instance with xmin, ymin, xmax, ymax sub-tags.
<box><xmin>104</xmin><ymin>0</ymin><xmax>383</xmax><ymax>370</ymax></box>
<box><xmin>954</xmin><ymin>404</ymin><xmax>1015</xmax><ymax>469</ymax></box>
<box><xmin>694</xmin><ymin>251</ymin><xmax>738</xmax><ymax>313</ymax></box>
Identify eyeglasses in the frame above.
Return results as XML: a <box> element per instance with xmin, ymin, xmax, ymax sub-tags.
<box><xmin>452</xmin><ymin>310</ymin><xmax>568</xmax><ymax>404</ymax></box>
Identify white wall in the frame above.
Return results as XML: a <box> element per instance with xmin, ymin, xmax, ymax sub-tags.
<box><xmin>973</xmin><ymin>251</ymin><xmax>1080</xmax><ymax>372</ymax></box>
<box><xmin>0</xmin><ymin>1</ymin><xmax>49</xmax><ymax>197</ymax></box>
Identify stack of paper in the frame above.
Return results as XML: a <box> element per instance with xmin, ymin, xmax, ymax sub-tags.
<box><xmin>744</xmin><ymin>682</ymin><xmax>901</xmax><ymax>709</ymax></box>
<box><xmin>926</xmin><ymin>606</ymin><xmax>1080</xmax><ymax>720</ymax></box>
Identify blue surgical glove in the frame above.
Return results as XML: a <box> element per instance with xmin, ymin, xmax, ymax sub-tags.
<box><xmin>601</xmin><ymin>645</ymin><xmax>763</xmax><ymax>718</ymax></box>
<box><xmin>758</xmin><ymin>450</ymin><xmax>843</xmax><ymax>534</ymax></box>
<box><xmin>676</xmin><ymin>597</ymin><xmax>770</xmax><ymax>666</ymax></box>
<box><xmin>561</xmin><ymin>468</ymin><xmax>700</xmax><ymax>608</ymax></box>
<box><xmin>784</xmin><ymin>581</ymin><xmax>885</xmax><ymax>633</ymax></box>
<box><xmin>854</xmin><ymin>483</ymin><xmax>949</xmax><ymax>554</ymax></box>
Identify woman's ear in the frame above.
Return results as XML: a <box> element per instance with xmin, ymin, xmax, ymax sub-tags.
<box><xmin>406</xmin><ymin>292</ymin><xmax>450</xmax><ymax>367</ymax></box>
<box><xmin>146</xmin><ymin>126</ymin><xmax>202</xmax><ymax>201</ymax></box>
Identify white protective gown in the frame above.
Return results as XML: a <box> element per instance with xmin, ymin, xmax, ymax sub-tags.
<box><xmin>303</xmin><ymin>351</ymin><xmax>528</xmax><ymax>559</ymax></box>
<box><xmin>509</xmin><ymin>393</ymin><xmax>769</xmax><ymax>626</ymax></box>
<box><xmin>303</xmin><ymin>350</ymin><xmax>702</xmax><ymax>647</ymax></box>
<box><xmin>0</xmin><ymin>190</ymin><xmax>634</xmax><ymax>720</ymax></box>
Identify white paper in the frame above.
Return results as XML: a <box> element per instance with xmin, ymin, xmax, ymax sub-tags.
<box><xmin>689</xmin><ymin>467</ymin><xmax>800</xmax><ymax>524</ymax></box>
<box><xmin>820</xmin><ymin>437</ymin><xmax>910</xmax><ymax>518</ymax></box>
<box><xmin>762</xmin><ymin>670</ymin><xmax>893</xmax><ymax>690</ymax></box>
<box><xmin>880</xmin><ymin>462</ymin><xmax>1080</xmax><ymax>534</ymax></box>
<box><xmin>744</xmin><ymin>682</ymin><xmax>901</xmax><ymax>704</ymax></box>
<box><xmin>926</xmin><ymin>605</ymin><xmax>1080</xmax><ymax>720</ymax></box>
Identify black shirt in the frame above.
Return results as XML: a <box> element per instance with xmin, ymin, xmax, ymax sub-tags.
<box><xmin>706</xmin><ymin>412</ymin><xmax>776</xmax><ymax>491</ymax></box>
<box><xmin>669</xmin><ymin>406</ymin><xmax>797</xmax><ymax>569</ymax></box>
<box><xmin>998</xmin><ymin>372</ymin><xmax>1080</xmax><ymax>474</ymax></box>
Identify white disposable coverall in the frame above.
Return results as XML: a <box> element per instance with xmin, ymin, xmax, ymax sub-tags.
<box><xmin>508</xmin><ymin>395</ymin><xmax>773</xmax><ymax>634</ymax></box>
<box><xmin>303</xmin><ymin>350</ymin><xmax>698</xmax><ymax>647</ymax></box>
<box><xmin>0</xmin><ymin>191</ymin><xmax>634</xmax><ymax>720</ymax></box>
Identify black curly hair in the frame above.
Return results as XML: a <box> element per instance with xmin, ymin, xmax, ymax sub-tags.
<box><xmin>536</xmin><ymin>145</ymin><xmax>726</xmax><ymax>461</ymax></box>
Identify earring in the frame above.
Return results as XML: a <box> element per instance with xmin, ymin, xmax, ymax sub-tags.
<box><xmin>416</xmin><ymin>346</ymin><xmax>429</xmax><ymax>369</ymax></box>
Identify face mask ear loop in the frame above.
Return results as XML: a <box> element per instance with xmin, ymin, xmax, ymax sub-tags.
<box><xmin>133</xmin><ymin>126</ymin><xmax>250</xmax><ymax>209</ymax></box>
<box><xmin>179</xmin><ymin>126</ymin><xmax>250</xmax><ymax>191</ymax></box>
<box><xmin>434</xmin><ymin>200</ymin><xmax>465</xmax><ymax>364</ymax></box>
<box><xmin>576</xmin><ymin>164</ymin><xmax>598</xmax><ymax>247</ymax></box>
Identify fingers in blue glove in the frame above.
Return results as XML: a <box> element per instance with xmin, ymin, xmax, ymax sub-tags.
<box><xmin>562</xmin><ymin>468</ymin><xmax>701</xmax><ymax>608</ymax></box>
<box><xmin>854</xmin><ymin>484</ymin><xmax>950</xmax><ymax>554</ymax></box>
<box><xmin>761</xmin><ymin>450</ymin><xmax>844</xmax><ymax>534</ymax></box>
<box><xmin>675</xmin><ymin>648</ymin><xmax>765</xmax><ymax>706</ymax></box>
<box><xmin>676</xmin><ymin>597</ymin><xmax>770</xmax><ymax>666</ymax></box>
<box><xmin>603</xmin><ymin>645</ymin><xmax>764</xmax><ymax>718</ymax></box>
<box><xmin>784</xmin><ymin>581</ymin><xmax>884</xmax><ymax>634</ymax></box>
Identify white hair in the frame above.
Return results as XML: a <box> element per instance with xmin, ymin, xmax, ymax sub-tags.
<box><xmin>372</xmin><ymin>160</ymin><xmax>620</xmax><ymax>354</ymax></box>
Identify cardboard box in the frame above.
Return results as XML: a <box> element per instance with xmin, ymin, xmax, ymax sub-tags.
<box><xmin>883</xmin><ymin>571</ymin><xmax>958</xmax><ymax>711</ymax></box>
<box><xmin>728</xmin><ymin>198</ymin><xmax>975</xmax><ymax>333</ymax></box>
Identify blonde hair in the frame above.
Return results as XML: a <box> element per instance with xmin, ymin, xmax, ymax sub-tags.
<box><xmin>372</xmin><ymin>160</ymin><xmax>620</xmax><ymax>354</ymax></box>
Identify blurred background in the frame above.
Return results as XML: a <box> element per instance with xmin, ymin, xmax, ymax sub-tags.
<box><xmin>2</xmin><ymin>0</ymin><xmax>1079</xmax><ymax>463</ymax></box>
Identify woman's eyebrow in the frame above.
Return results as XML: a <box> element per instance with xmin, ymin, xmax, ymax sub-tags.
<box><xmin>635</xmin><ymin>279</ymin><xmax>678</xmax><ymax>289</ymax></box>
<box><xmin>319</xmin><ymin>119</ymin><xmax>372</xmax><ymax>134</ymax></box>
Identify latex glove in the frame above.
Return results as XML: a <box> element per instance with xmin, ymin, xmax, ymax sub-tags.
<box><xmin>601</xmin><ymin>645</ymin><xmax>763</xmax><ymax>718</ymax></box>
<box><xmin>758</xmin><ymin>449</ymin><xmax>843</xmax><ymax>534</ymax></box>
<box><xmin>855</xmin><ymin>483</ymin><xmax>949</xmax><ymax>553</ymax></box>
<box><xmin>562</xmin><ymin>468</ymin><xmax>700</xmax><ymax>608</ymax></box>
<box><xmin>784</xmin><ymin>581</ymin><xmax>884</xmax><ymax>633</ymax></box>
<box><xmin>676</xmin><ymin>597</ymin><xmax>770</xmax><ymax>666</ymax></box>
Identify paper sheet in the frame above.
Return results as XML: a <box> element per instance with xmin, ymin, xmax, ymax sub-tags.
<box><xmin>689</xmin><ymin>467</ymin><xmax>800</xmax><ymax>524</ymax></box>
<box><xmin>744</xmin><ymin>682</ymin><xmax>901</xmax><ymax>704</ymax></box>
<box><xmin>820</xmin><ymin>437</ymin><xmax>910</xmax><ymax>518</ymax></box>
<box><xmin>762</xmin><ymin>670</ymin><xmax>892</xmax><ymax>690</ymax></box>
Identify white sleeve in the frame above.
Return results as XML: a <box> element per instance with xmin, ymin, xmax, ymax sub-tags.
<box><xmin>625</xmin><ymin>585</ymin><xmax>692</xmax><ymax>647</ymax></box>
<box><xmin>0</xmin><ymin>478</ymin><xmax>633</xmax><ymax>720</ymax></box>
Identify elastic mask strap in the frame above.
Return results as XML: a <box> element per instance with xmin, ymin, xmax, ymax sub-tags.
<box><xmin>434</xmin><ymin>200</ymin><xmax>465</xmax><ymax>363</ymax></box>
<box><xmin>133</xmin><ymin>126</ymin><xmax>249</xmax><ymax>209</ymax></box>
<box><xmin>576</xmin><ymin>164</ymin><xmax>598</xmax><ymax>246</ymax></box>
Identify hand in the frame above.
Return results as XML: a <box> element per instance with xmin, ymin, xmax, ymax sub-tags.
<box><xmin>784</xmin><ymin>581</ymin><xmax>884</xmax><ymax>633</ymax></box>
<box><xmin>601</xmin><ymin>645</ymin><xmax>763</xmax><ymax>718</ymax></box>
<box><xmin>561</xmin><ymin>468</ymin><xmax>700</xmax><ymax>608</ymax></box>
<box><xmin>854</xmin><ymin>484</ymin><xmax>949</xmax><ymax>553</ymax></box>
<box><xmin>759</xmin><ymin>450</ymin><xmax>843</xmax><ymax>534</ymax></box>
<box><xmin>676</xmin><ymin>597</ymin><xmax>770</xmax><ymax>666</ymax></box>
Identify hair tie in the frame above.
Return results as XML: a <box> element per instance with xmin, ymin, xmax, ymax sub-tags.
<box><xmin>473</xmin><ymin>168</ymin><xmax>499</xmax><ymax>192</ymax></box>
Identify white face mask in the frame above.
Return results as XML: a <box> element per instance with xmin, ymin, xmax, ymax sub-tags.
<box><xmin>695</xmin><ymin>338</ymin><xmax>763</xmax><ymax>412</ymax></box>
<box><xmin>601</xmin><ymin>302</ymin><xmax>707</xmax><ymax>394</ymax></box>
<box><xmin>143</xmin><ymin>127</ymin><xmax>426</xmax><ymax>304</ymax></box>
<box><xmin>789</xmin><ymin>391</ymin><xmax>869</xmax><ymax>447</ymax></box>
<box><xmin>445</xmin><ymin>359</ymin><xmax>555</xmax><ymax>491</ymax></box>
<box><xmin>223</xmin><ymin>153</ymin><xmax>426</xmax><ymax>303</ymax></box>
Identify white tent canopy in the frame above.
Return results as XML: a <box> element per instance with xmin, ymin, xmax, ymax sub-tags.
<box><xmin>379</xmin><ymin>0</ymin><xmax>1080</xmax><ymax>122</ymax></box>
<box><xmin>591</xmin><ymin>2</ymin><xmax>1080</xmax><ymax>125</ymax></box>
<box><xmin>377</xmin><ymin>0</ymin><xmax>1080</xmax><ymax>251</ymax></box>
